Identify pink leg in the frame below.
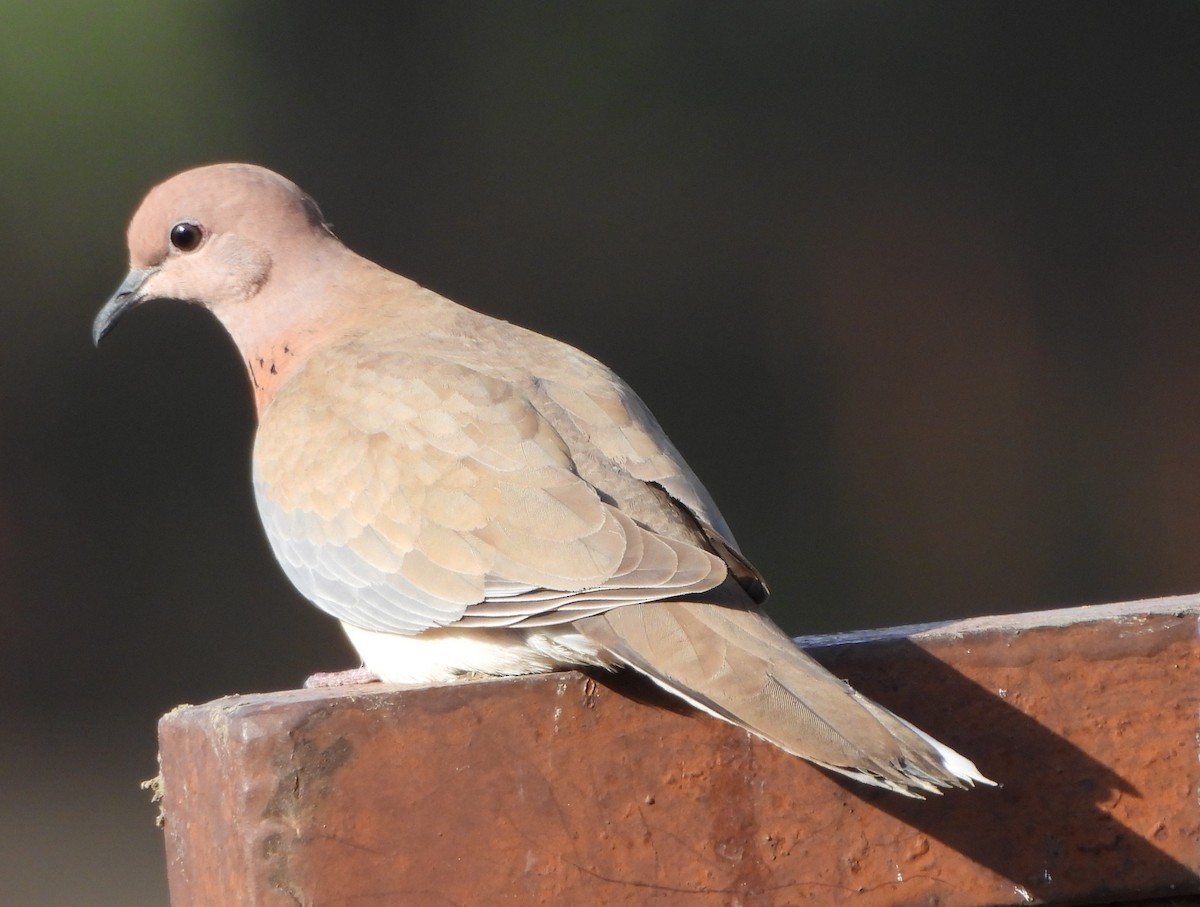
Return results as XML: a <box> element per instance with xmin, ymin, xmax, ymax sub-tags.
<box><xmin>303</xmin><ymin>666</ymin><xmax>380</xmax><ymax>689</ymax></box>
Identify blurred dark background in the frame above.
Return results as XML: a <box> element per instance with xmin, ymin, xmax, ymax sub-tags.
<box><xmin>3</xmin><ymin>3</ymin><xmax>1200</xmax><ymax>903</ymax></box>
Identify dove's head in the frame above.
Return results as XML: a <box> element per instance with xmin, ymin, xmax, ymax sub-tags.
<box><xmin>92</xmin><ymin>163</ymin><xmax>338</xmax><ymax>346</ymax></box>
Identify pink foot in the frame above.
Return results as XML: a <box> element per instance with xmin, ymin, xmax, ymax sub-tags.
<box><xmin>303</xmin><ymin>666</ymin><xmax>381</xmax><ymax>689</ymax></box>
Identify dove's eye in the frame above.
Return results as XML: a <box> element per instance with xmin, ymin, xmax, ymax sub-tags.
<box><xmin>169</xmin><ymin>222</ymin><xmax>204</xmax><ymax>252</ymax></box>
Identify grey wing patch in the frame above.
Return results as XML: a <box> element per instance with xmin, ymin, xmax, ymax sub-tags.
<box><xmin>255</xmin><ymin>480</ymin><xmax>475</xmax><ymax>633</ymax></box>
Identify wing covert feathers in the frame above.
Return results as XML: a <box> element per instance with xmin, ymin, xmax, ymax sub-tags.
<box><xmin>253</xmin><ymin>341</ymin><xmax>730</xmax><ymax>634</ymax></box>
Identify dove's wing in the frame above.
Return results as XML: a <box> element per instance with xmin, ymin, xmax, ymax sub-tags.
<box><xmin>252</xmin><ymin>337</ymin><xmax>733</xmax><ymax>635</ymax></box>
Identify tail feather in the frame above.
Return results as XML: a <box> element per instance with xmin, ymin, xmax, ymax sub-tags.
<box><xmin>573</xmin><ymin>587</ymin><xmax>994</xmax><ymax>797</ymax></box>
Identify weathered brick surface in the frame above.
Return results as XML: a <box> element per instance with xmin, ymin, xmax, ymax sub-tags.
<box><xmin>158</xmin><ymin>596</ymin><xmax>1199</xmax><ymax>906</ymax></box>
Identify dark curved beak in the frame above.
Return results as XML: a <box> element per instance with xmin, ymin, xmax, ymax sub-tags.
<box><xmin>92</xmin><ymin>267</ymin><xmax>158</xmax><ymax>346</ymax></box>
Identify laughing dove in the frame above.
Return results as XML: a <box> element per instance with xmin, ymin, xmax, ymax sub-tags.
<box><xmin>94</xmin><ymin>163</ymin><xmax>991</xmax><ymax>796</ymax></box>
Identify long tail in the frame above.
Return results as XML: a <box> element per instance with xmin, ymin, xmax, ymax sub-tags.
<box><xmin>573</xmin><ymin>588</ymin><xmax>994</xmax><ymax>797</ymax></box>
